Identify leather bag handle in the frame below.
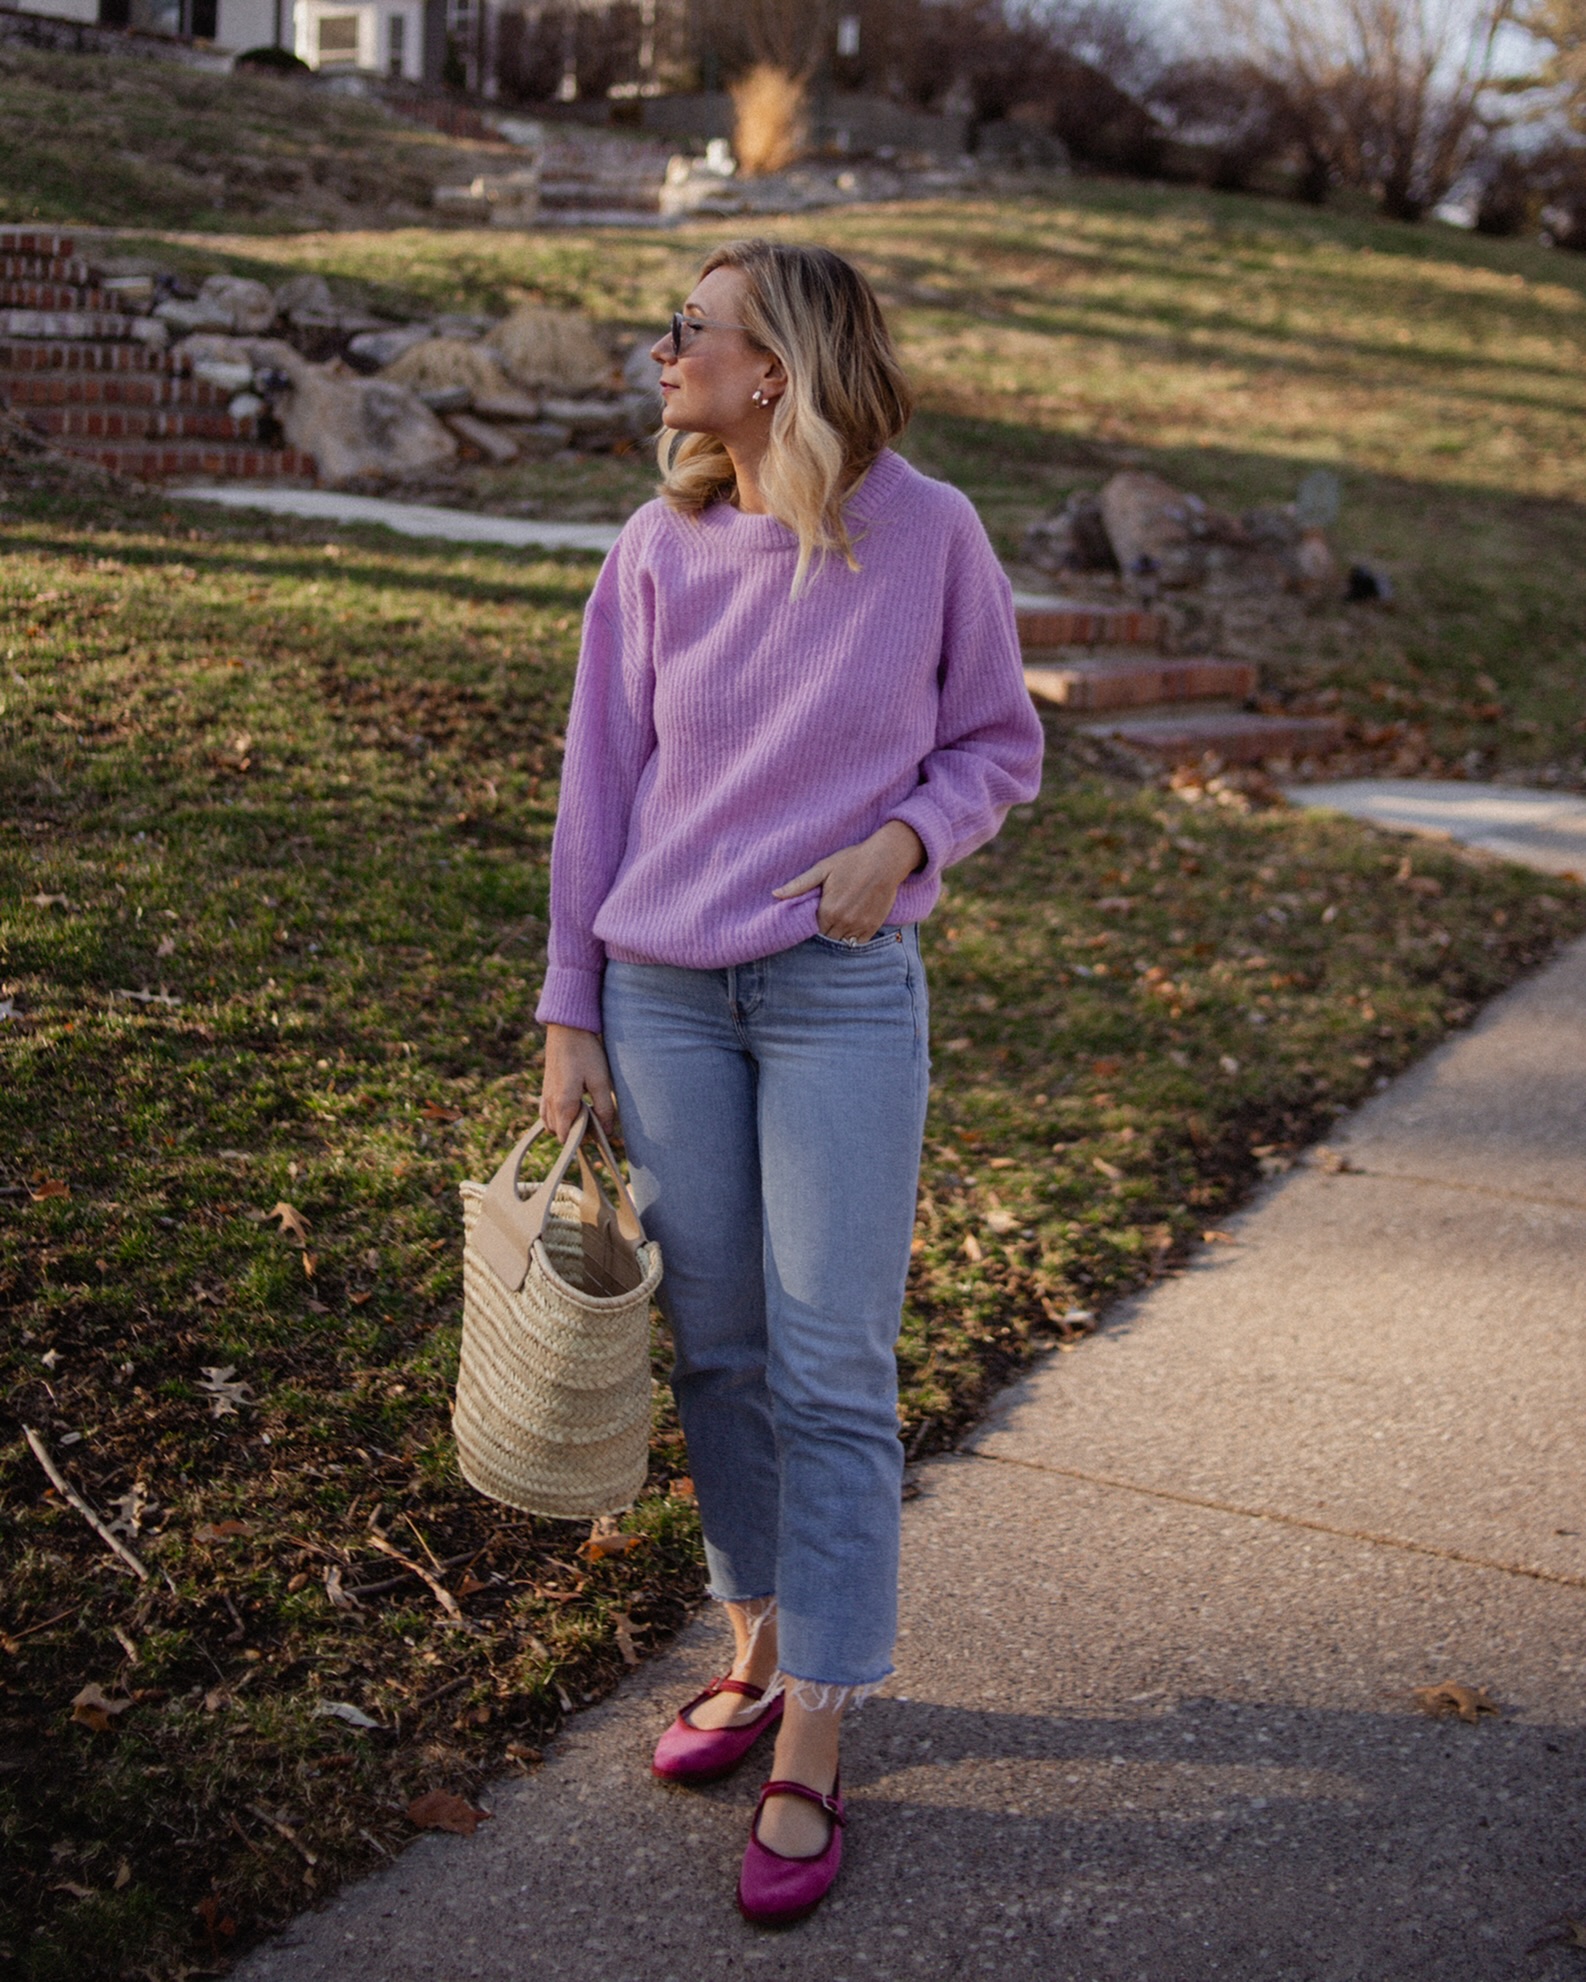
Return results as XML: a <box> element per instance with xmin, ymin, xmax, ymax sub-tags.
<box><xmin>472</xmin><ymin>1106</ymin><xmax>644</xmax><ymax>1294</ymax></box>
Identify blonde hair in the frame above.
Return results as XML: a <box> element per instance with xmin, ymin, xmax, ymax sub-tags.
<box><xmin>658</xmin><ymin>240</ymin><xmax>914</xmax><ymax>594</ymax></box>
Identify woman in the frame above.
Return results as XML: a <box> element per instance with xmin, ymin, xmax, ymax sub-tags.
<box><xmin>537</xmin><ymin>239</ymin><xmax>1043</xmax><ymax>1924</ymax></box>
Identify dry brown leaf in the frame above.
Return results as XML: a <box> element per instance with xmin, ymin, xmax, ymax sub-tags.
<box><xmin>1091</xmin><ymin>1057</ymin><xmax>1123</xmax><ymax>1078</ymax></box>
<box><xmin>455</xmin><ymin>1572</ymin><xmax>487</xmax><ymax>1598</ymax></box>
<box><xmin>155</xmin><ymin>935</ymin><xmax>177</xmax><ymax>958</ymax></box>
<box><xmin>28</xmin><ymin>1175</ymin><xmax>70</xmax><ymax>1201</ymax></box>
<box><xmin>984</xmin><ymin>1209</ymin><xmax>1019</xmax><ymax>1235</ymax></box>
<box><xmin>194</xmin><ymin>1519</ymin><xmax>251</xmax><ymax>1542</ymax></box>
<box><xmin>301</xmin><ymin>1250</ymin><xmax>316</xmax><ymax>1279</ymax></box>
<box><xmin>52</xmin><ymin>1879</ymin><xmax>96</xmax><ymax>1900</ymax></box>
<box><xmin>960</xmin><ymin>1231</ymin><xmax>984</xmax><ymax>1263</ymax></box>
<box><xmin>1202</xmin><ymin>1230</ymin><xmax>1239</xmax><ymax>1245</ymax></box>
<box><xmin>406</xmin><ymin>1789</ymin><xmax>491</xmax><ymax>1836</ymax></box>
<box><xmin>611</xmin><ymin>1611</ymin><xmax>641</xmax><ymax>1667</ymax></box>
<box><xmin>1413</xmin><ymin>1681</ymin><xmax>1501</xmax><ymax>1724</ymax></box>
<box><xmin>28</xmin><ymin>892</ymin><xmax>69</xmax><ymax>910</ymax></box>
<box><xmin>578</xmin><ymin>1532</ymin><xmax>642</xmax><ymax>1562</ymax></box>
<box><xmin>268</xmin><ymin>1201</ymin><xmax>311</xmax><ymax>1246</ymax></box>
<box><xmin>670</xmin><ymin>1477</ymin><xmax>696</xmax><ymax>1501</ymax></box>
<box><xmin>421</xmin><ymin>1102</ymin><xmax>462</xmax><ymax>1123</ymax></box>
<box><xmin>323</xmin><ymin>1565</ymin><xmax>361</xmax><ymax>1612</ymax></box>
<box><xmin>1092</xmin><ymin>1157</ymin><xmax>1123</xmax><ymax>1181</ymax></box>
<box><xmin>113</xmin><ymin>1858</ymin><xmax>131</xmax><ymax>1891</ymax></box>
<box><xmin>196</xmin><ymin>1367</ymin><xmax>253</xmax><ymax>1418</ymax></box>
<box><xmin>71</xmin><ymin>1682</ymin><xmax>133</xmax><ymax>1733</ymax></box>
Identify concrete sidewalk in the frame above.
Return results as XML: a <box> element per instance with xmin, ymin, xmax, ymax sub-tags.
<box><xmin>236</xmin><ymin>958</ymin><xmax>1586</xmax><ymax>1981</ymax></box>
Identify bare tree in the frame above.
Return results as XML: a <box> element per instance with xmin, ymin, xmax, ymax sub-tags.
<box><xmin>1216</xmin><ymin>0</ymin><xmax>1516</xmax><ymax>216</ymax></box>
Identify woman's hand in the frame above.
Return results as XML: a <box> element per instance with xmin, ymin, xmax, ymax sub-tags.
<box><xmin>541</xmin><ymin>1024</ymin><xmax>617</xmax><ymax>1141</ymax></box>
<box><xmin>773</xmin><ymin>820</ymin><xmax>925</xmax><ymax>943</ymax></box>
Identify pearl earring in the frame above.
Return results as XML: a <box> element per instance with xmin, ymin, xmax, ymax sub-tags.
<box><xmin>751</xmin><ymin>389</ymin><xmax>767</xmax><ymax>407</ymax></box>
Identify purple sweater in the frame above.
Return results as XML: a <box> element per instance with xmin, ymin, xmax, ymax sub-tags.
<box><xmin>536</xmin><ymin>448</ymin><xmax>1045</xmax><ymax>1033</ymax></box>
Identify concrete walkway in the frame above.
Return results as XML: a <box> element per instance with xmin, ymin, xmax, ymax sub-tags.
<box><xmin>169</xmin><ymin>484</ymin><xmax>625</xmax><ymax>557</ymax></box>
<box><xmin>233</xmin><ymin>908</ymin><xmax>1586</xmax><ymax>1976</ymax></box>
<box><xmin>1291</xmin><ymin>779</ymin><xmax>1586</xmax><ymax>878</ymax></box>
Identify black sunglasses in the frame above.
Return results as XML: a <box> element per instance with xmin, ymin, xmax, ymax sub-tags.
<box><xmin>668</xmin><ymin>310</ymin><xmax>749</xmax><ymax>361</ymax></box>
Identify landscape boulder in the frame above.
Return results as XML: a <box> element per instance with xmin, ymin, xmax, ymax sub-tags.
<box><xmin>276</xmin><ymin>362</ymin><xmax>457</xmax><ymax>485</ymax></box>
<box><xmin>347</xmin><ymin>324</ymin><xmax>434</xmax><ymax>372</ymax></box>
<box><xmin>380</xmin><ymin>337</ymin><xmax>529</xmax><ymax>413</ymax></box>
<box><xmin>274</xmin><ymin>274</ymin><xmax>335</xmax><ymax>321</ymax></box>
<box><xmin>492</xmin><ymin>307</ymin><xmax>613</xmax><ymax>394</ymax></box>
<box><xmin>1022</xmin><ymin>489</ymin><xmax>1116</xmax><ymax>576</ymax></box>
<box><xmin>155</xmin><ymin>274</ymin><xmax>278</xmax><ymax>336</ymax></box>
<box><xmin>1099</xmin><ymin>470</ymin><xmax>1209</xmax><ymax>590</ymax></box>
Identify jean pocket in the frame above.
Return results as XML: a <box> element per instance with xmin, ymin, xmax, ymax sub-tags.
<box><xmin>809</xmin><ymin>926</ymin><xmax>905</xmax><ymax>955</ymax></box>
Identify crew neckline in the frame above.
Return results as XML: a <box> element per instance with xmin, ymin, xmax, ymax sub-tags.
<box><xmin>690</xmin><ymin>447</ymin><xmax>911</xmax><ymax>553</ymax></box>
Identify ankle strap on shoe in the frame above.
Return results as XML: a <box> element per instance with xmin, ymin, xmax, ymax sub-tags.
<box><xmin>759</xmin><ymin>1778</ymin><xmax>845</xmax><ymax>1823</ymax></box>
<box><xmin>707</xmin><ymin>1677</ymin><xmax>766</xmax><ymax>1702</ymax></box>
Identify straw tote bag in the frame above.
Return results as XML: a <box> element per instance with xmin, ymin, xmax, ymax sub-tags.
<box><xmin>455</xmin><ymin>1106</ymin><xmax>662</xmax><ymax>1518</ymax></box>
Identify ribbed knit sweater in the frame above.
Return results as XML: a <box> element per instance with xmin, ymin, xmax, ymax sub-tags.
<box><xmin>535</xmin><ymin>448</ymin><xmax>1045</xmax><ymax>1034</ymax></box>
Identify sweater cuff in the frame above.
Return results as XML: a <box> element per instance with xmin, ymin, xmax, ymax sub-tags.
<box><xmin>885</xmin><ymin>791</ymin><xmax>955</xmax><ymax>886</ymax></box>
<box><xmin>535</xmin><ymin>962</ymin><xmax>605</xmax><ymax>1035</ymax></box>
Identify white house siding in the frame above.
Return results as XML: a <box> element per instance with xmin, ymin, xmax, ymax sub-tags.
<box><xmin>216</xmin><ymin>0</ymin><xmax>285</xmax><ymax>50</ymax></box>
<box><xmin>11</xmin><ymin>0</ymin><xmax>100</xmax><ymax>24</ymax></box>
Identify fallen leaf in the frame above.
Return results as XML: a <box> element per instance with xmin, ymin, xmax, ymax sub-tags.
<box><xmin>960</xmin><ymin>1231</ymin><xmax>984</xmax><ymax>1263</ymax></box>
<box><xmin>1413</xmin><ymin>1681</ymin><xmax>1501</xmax><ymax>1724</ymax></box>
<box><xmin>421</xmin><ymin>1102</ymin><xmax>462</xmax><ymax>1123</ymax></box>
<box><xmin>349</xmin><ymin>1290</ymin><xmax>373</xmax><ymax>1306</ymax></box>
<box><xmin>28</xmin><ymin>892</ymin><xmax>69</xmax><ymax>910</ymax></box>
<box><xmin>323</xmin><ymin>1565</ymin><xmax>362</xmax><ymax>1612</ymax></box>
<box><xmin>1092</xmin><ymin>1155</ymin><xmax>1124</xmax><ymax>1182</ymax></box>
<box><xmin>1312</xmin><ymin>1146</ymin><xmax>1353</xmax><ymax>1175</ymax></box>
<box><xmin>577</xmin><ymin>1532</ymin><xmax>642</xmax><ymax>1562</ymax></box>
<box><xmin>1219</xmin><ymin>1055</ymin><xmax>1241</xmax><ymax>1075</ymax></box>
<box><xmin>984</xmin><ymin>1209</ymin><xmax>1019</xmax><ymax>1235</ymax></box>
<box><xmin>203</xmin><ymin>1687</ymin><xmax>230</xmax><ymax>1713</ymax></box>
<box><xmin>670</xmin><ymin>1477</ymin><xmax>695</xmax><ymax>1501</ymax></box>
<box><xmin>193</xmin><ymin>1519</ymin><xmax>251</xmax><ymax>1542</ymax></box>
<box><xmin>155</xmin><ymin>935</ymin><xmax>177</xmax><ymax>958</ymax></box>
<box><xmin>113</xmin><ymin>1859</ymin><xmax>131</xmax><ymax>1891</ymax></box>
<box><xmin>1202</xmin><ymin>1230</ymin><xmax>1239</xmax><ymax>1245</ymax></box>
<box><xmin>504</xmin><ymin>1741</ymin><xmax>542</xmax><ymax>1763</ymax></box>
<box><xmin>313</xmin><ymin>1700</ymin><xmax>381</xmax><ymax>1729</ymax></box>
<box><xmin>28</xmin><ymin>1175</ymin><xmax>70</xmax><ymax>1201</ymax></box>
<box><xmin>941</xmin><ymin>1036</ymin><xmax>971</xmax><ymax>1053</ymax></box>
<box><xmin>196</xmin><ymin>1367</ymin><xmax>254</xmax><ymax>1418</ymax></box>
<box><xmin>269</xmin><ymin>1201</ymin><xmax>311</xmax><ymax>1245</ymax></box>
<box><xmin>52</xmin><ymin>1879</ymin><xmax>96</xmax><ymax>1900</ymax></box>
<box><xmin>0</xmin><ymin>998</ymin><xmax>16</xmax><ymax>1022</ymax></box>
<box><xmin>71</xmin><ymin>1682</ymin><xmax>133</xmax><ymax>1733</ymax></box>
<box><xmin>108</xmin><ymin>1484</ymin><xmax>154</xmax><ymax>1538</ymax></box>
<box><xmin>611</xmin><ymin>1611</ymin><xmax>641</xmax><ymax>1667</ymax></box>
<box><xmin>301</xmin><ymin>1250</ymin><xmax>317</xmax><ymax>1279</ymax></box>
<box><xmin>1094</xmin><ymin>895</ymin><xmax>1134</xmax><ymax>913</ymax></box>
<box><xmin>1091</xmin><ymin>1057</ymin><xmax>1123</xmax><ymax>1078</ymax></box>
<box><xmin>406</xmin><ymin>1789</ymin><xmax>491</xmax><ymax>1836</ymax></box>
<box><xmin>455</xmin><ymin>1572</ymin><xmax>488</xmax><ymax>1598</ymax></box>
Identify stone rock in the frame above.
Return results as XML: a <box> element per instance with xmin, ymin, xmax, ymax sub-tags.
<box><xmin>1099</xmin><ymin>471</ymin><xmax>1209</xmax><ymax>590</ymax></box>
<box><xmin>274</xmin><ymin>274</ymin><xmax>335</xmax><ymax>320</ymax></box>
<box><xmin>129</xmin><ymin>317</ymin><xmax>169</xmax><ymax>348</ymax></box>
<box><xmin>446</xmin><ymin>412</ymin><xmax>519</xmax><ymax>463</ymax></box>
<box><xmin>541</xmin><ymin>394</ymin><xmax>630</xmax><ymax>437</ymax></box>
<box><xmin>1023</xmin><ymin>491</ymin><xmax>1116</xmax><ymax>576</ymax></box>
<box><xmin>346</xmin><ymin>325</ymin><xmax>434</xmax><ymax>373</ymax></box>
<box><xmin>198</xmin><ymin>274</ymin><xmax>278</xmax><ymax>334</ymax></box>
<box><xmin>418</xmin><ymin>386</ymin><xmax>472</xmax><ymax>413</ymax></box>
<box><xmin>492</xmin><ymin>308</ymin><xmax>613</xmax><ymax>394</ymax></box>
<box><xmin>173</xmin><ymin>333</ymin><xmax>256</xmax><ymax>394</ymax></box>
<box><xmin>1286</xmin><ymin>526</ymin><xmax>1340</xmax><ymax>599</ymax></box>
<box><xmin>470</xmin><ymin>387</ymin><xmax>542</xmax><ymax>420</ymax></box>
<box><xmin>434</xmin><ymin>314</ymin><xmax>497</xmax><ymax>341</ymax></box>
<box><xmin>228</xmin><ymin>391</ymin><xmax>265</xmax><ymax>420</ymax></box>
<box><xmin>380</xmin><ymin>336</ymin><xmax>521</xmax><ymax>409</ymax></box>
<box><xmin>155</xmin><ymin>296</ymin><xmax>233</xmax><ymax>335</ymax></box>
<box><xmin>509</xmin><ymin>421</ymin><xmax>573</xmax><ymax>458</ymax></box>
<box><xmin>277</xmin><ymin>363</ymin><xmax>457</xmax><ymax>486</ymax></box>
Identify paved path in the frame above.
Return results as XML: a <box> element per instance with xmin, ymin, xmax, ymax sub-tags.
<box><xmin>169</xmin><ymin>485</ymin><xmax>625</xmax><ymax>557</ymax></box>
<box><xmin>1291</xmin><ymin>778</ymin><xmax>1586</xmax><ymax>878</ymax></box>
<box><xmin>233</xmin><ymin>873</ymin><xmax>1586</xmax><ymax>1976</ymax></box>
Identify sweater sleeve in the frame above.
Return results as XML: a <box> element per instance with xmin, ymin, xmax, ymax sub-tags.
<box><xmin>534</xmin><ymin>533</ymin><xmax>656</xmax><ymax>1033</ymax></box>
<box><xmin>884</xmin><ymin>502</ymin><xmax>1044</xmax><ymax>880</ymax></box>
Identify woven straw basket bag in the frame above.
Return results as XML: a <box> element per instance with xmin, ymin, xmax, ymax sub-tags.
<box><xmin>454</xmin><ymin>1106</ymin><xmax>662</xmax><ymax>1519</ymax></box>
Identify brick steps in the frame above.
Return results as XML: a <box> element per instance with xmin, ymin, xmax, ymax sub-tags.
<box><xmin>1025</xmin><ymin>654</ymin><xmax>1257</xmax><ymax>713</ymax></box>
<box><xmin>0</xmin><ymin>280</ymin><xmax>130</xmax><ymax>313</ymax></box>
<box><xmin>3</xmin><ymin>371</ymin><xmax>230</xmax><ymax>409</ymax></box>
<box><xmin>1015</xmin><ymin>600</ymin><xmax>1167</xmax><ymax>649</ymax></box>
<box><xmin>0</xmin><ymin>230</ymin><xmax>79</xmax><ymax>257</ymax></box>
<box><xmin>49</xmin><ymin>437</ymin><xmax>315</xmax><ymax>480</ymax></box>
<box><xmin>22</xmin><ymin>404</ymin><xmax>262</xmax><ymax>443</ymax></box>
<box><xmin>1077</xmin><ymin>710</ymin><xmax>1346</xmax><ymax>765</ymax></box>
<box><xmin>0</xmin><ymin>338</ymin><xmax>180</xmax><ymax>374</ymax></box>
<box><xmin>0</xmin><ymin>255</ymin><xmax>93</xmax><ymax>284</ymax></box>
<box><xmin>0</xmin><ymin>307</ymin><xmax>144</xmax><ymax>341</ymax></box>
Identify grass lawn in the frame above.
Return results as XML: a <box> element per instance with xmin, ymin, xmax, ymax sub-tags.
<box><xmin>3</xmin><ymin>168</ymin><xmax>1586</xmax><ymax>1980</ymax></box>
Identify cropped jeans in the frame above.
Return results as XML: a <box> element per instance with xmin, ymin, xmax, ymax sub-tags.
<box><xmin>601</xmin><ymin>927</ymin><xmax>930</xmax><ymax>1702</ymax></box>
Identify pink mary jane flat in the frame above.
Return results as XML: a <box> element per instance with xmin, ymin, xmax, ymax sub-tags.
<box><xmin>651</xmin><ymin>1677</ymin><xmax>783</xmax><ymax>1786</ymax></box>
<box><xmin>737</xmin><ymin>1776</ymin><xmax>845</xmax><ymax>1927</ymax></box>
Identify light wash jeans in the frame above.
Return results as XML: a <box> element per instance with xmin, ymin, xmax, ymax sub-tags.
<box><xmin>601</xmin><ymin>927</ymin><xmax>930</xmax><ymax>1701</ymax></box>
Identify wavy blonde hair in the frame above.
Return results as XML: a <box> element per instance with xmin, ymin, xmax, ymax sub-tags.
<box><xmin>658</xmin><ymin>240</ymin><xmax>914</xmax><ymax>594</ymax></box>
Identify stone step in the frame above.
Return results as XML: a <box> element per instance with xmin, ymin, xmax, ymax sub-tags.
<box><xmin>49</xmin><ymin>437</ymin><xmax>315</xmax><ymax>481</ymax></box>
<box><xmin>0</xmin><ymin>255</ymin><xmax>94</xmax><ymax>284</ymax></box>
<box><xmin>0</xmin><ymin>229</ymin><xmax>77</xmax><ymax>258</ymax></box>
<box><xmin>2</xmin><ymin>370</ymin><xmax>230</xmax><ymax>410</ymax></box>
<box><xmin>1016</xmin><ymin>600</ymin><xmax>1167</xmax><ymax>649</ymax></box>
<box><xmin>1077</xmin><ymin>709</ymin><xmax>1346</xmax><ymax>766</ymax></box>
<box><xmin>0</xmin><ymin>280</ymin><xmax>127</xmax><ymax>314</ymax></box>
<box><xmin>1026</xmin><ymin>654</ymin><xmax>1257</xmax><ymax>713</ymax></box>
<box><xmin>0</xmin><ymin>338</ymin><xmax>177</xmax><ymax>374</ymax></box>
<box><xmin>0</xmin><ymin>307</ymin><xmax>142</xmax><ymax>342</ymax></box>
<box><xmin>20</xmin><ymin>404</ymin><xmax>261</xmax><ymax>443</ymax></box>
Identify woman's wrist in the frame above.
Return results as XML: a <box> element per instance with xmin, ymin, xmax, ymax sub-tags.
<box><xmin>873</xmin><ymin>819</ymin><xmax>926</xmax><ymax>881</ymax></box>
